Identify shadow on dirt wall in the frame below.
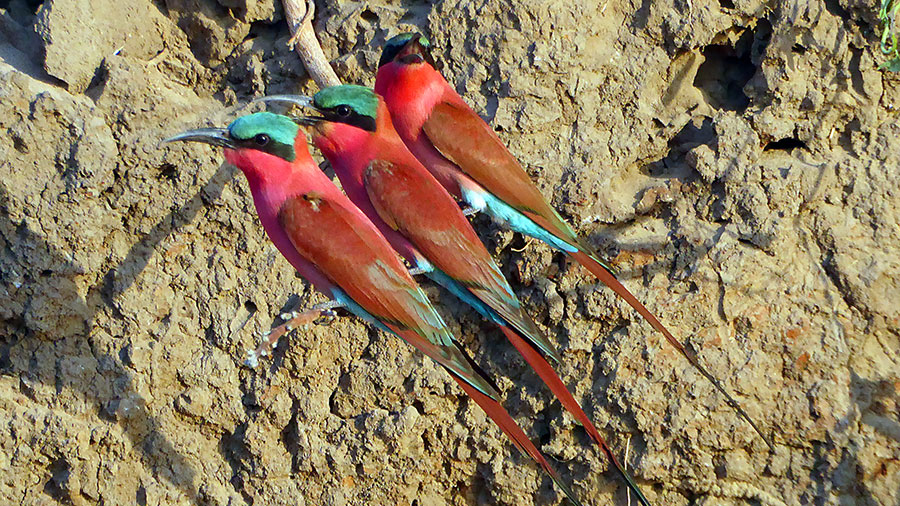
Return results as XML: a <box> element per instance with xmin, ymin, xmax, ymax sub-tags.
<box><xmin>0</xmin><ymin>160</ymin><xmax>236</xmax><ymax>502</ymax></box>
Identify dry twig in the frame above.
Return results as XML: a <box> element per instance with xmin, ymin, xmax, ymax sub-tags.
<box><xmin>282</xmin><ymin>0</ymin><xmax>341</xmax><ymax>87</ymax></box>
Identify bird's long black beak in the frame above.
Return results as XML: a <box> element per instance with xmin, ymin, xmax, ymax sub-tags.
<box><xmin>254</xmin><ymin>95</ymin><xmax>324</xmax><ymax>126</ymax></box>
<box><xmin>162</xmin><ymin>128</ymin><xmax>235</xmax><ymax>148</ymax></box>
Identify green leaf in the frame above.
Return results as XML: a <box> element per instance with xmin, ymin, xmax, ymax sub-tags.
<box><xmin>879</xmin><ymin>58</ymin><xmax>900</xmax><ymax>71</ymax></box>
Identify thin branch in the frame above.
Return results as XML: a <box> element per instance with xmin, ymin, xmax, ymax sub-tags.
<box><xmin>282</xmin><ymin>0</ymin><xmax>341</xmax><ymax>87</ymax></box>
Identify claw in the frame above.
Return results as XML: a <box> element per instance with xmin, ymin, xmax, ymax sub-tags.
<box><xmin>243</xmin><ymin>301</ymin><xmax>346</xmax><ymax>368</ymax></box>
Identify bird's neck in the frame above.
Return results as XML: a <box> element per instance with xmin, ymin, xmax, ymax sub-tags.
<box><xmin>312</xmin><ymin>102</ymin><xmax>412</xmax><ymax>175</ymax></box>
<box><xmin>225</xmin><ymin>139</ymin><xmax>332</xmax><ymax>219</ymax></box>
<box><xmin>375</xmin><ymin>62</ymin><xmax>447</xmax><ymax>138</ymax></box>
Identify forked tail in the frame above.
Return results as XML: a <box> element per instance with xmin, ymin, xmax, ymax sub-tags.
<box><xmin>569</xmin><ymin>251</ymin><xmax>775</xmax><ymax>451</ymax></box>
<box><xmin>449</xmin><ymin>373</ymin><xmax>584</xmax><ymax>506</ymax></box>
<box><xmin>499</xmin><ymin>326</ymin><xmax>652</xmax><ymax>506</ymax></box>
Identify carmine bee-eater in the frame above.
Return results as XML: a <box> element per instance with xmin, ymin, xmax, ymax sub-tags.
<box><xmin>163</xmin><ymin>112</ymin><xmax>582</xmax><ymax>505</ymax></box>
<box><xmin>374</xmin><ymin>33</ymin><xmax>773</xmax><ymax>450</ymax></box>
<box><xmin>259</xmin><ymin>87</ymin><xmax>651</xmax><ymax>505</ymax></box>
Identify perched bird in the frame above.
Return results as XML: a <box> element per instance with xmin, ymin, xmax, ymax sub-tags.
<box><xmin>374</xmin><ymin>33</ymin><xmax>773</xmax><ymax>450</ymax></box>
<box><xmin>260</xmin><ymin>87</ymin><xmax>651</xmax><ymax>505</ymax></box>
<box><xmin>163</xmin><ymin>112</ymin><xmax>582</xmax><ymax>505</ymax></box>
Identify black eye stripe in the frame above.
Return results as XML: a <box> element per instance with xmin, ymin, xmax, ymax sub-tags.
<box><xmin>233</xmin><ymin>135</ymin><xmax>295</xmax><ymax>162</ymax></box>
<box><xmin>323</xmin><ymin>107</ymin><xmax>376</xmax><ymax>132</ymax></box>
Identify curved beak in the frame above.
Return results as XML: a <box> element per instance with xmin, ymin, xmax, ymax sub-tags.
<box><xmin>162</xmin><ymin>128</ymin><xmax>234</xmax><ymax>149</ymax></box>
<box><xmin>255</xmin><ymin>94</ymin><xmax>315</xmax><ymax>109</ymax></box>
<box><xmin>255</xmin><ymin>95</ymin><xmax>324</xmax><ymax>127</ymax></box>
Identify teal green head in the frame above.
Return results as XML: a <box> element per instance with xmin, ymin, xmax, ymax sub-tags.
<box><xmin>378</xmin><ymin>32</ymin><xmax>435</xmax><ymax>68</ymax></box>
<box><xmin>163</xmin><ymin>112</ymin><xmax>300</xmax><ymax>162</ymax></box>
<box><xmin>258</xmin><ymin>85</ymin><xmax>381</xmax><ymax>132</ymax></box>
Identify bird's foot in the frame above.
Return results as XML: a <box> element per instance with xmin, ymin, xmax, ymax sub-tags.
<box><xmin>244</xmin><ymin>301</ymin><xmax>341</xmax><ymax>368</ymax></box>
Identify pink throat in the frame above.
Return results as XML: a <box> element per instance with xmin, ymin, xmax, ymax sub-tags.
<box><xmin>312</xmin><ymin>122</ymin><xmax>372</xmax><ymax>169</ymax></box>
<box><xmin>225</xmin><ymin>148</ymin><xmax>296</xmax><ymax>207</ymax></box>
<box><xmin>222</xmin><ymin>139</ymin><xmax>332</xmax><ymax>219</ymax></box>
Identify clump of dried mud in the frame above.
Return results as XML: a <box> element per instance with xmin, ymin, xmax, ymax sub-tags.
<box><xmin>1</xmin><ymin>0</ymin><xmax>898</xmax><ymax>504</ymax></box>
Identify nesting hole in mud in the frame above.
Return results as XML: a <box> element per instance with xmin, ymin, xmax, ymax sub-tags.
<box><xmin>360</xmin><ymin>8</ymin><xmax>378</xmax><ymax>22</ymax></box>
<box><xmin>694</xmin><ymin>22</ymin><xmax>771</xmax><ymax>112</ymax></box>
<box><xmin>764</xmin><ymin>137</ymin><xmax>807</xmax><ymax>151</ymax></box>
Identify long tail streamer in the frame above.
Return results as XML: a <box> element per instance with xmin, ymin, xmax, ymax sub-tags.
<box><xmin>450</xmin><ymin>372</ymin><xmax>584</xmax><ymax>506</ymax></box>
<box><xmin>570</xmin><ymin>251</ymin><xmax>774</xmax><ymax>450</ymax></box>
<box><xmin>499</xmin><ymin>326</ymin><xmax>652</xmax><ymax>506</ymax></box>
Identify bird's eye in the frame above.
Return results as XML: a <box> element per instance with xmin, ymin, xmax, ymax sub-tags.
<box><xmin>254</xmin><ymin>134</ymin><xmax>270</xmax><ymax>146</ymax></box>
<box><xmin>335</xmin><ymin>105</ymin><xmax>352</xmax><ymax>117</ymax></box>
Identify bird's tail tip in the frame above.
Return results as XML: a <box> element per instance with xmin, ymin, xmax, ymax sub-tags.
<box><xmin>569</xmin><ymin>249</ymin><xmax>774</xmax><ymax>451</ymax></box>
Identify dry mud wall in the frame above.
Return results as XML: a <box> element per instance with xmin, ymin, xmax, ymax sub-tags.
<box><xmin>0</xmin><ymin>0</ymin><xmax>898</xmax><ymax>504</ymax></box>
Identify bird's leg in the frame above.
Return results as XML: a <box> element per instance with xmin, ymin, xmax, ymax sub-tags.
<box><xmin>460</xmin><ymin>206</ymin><xmax>479</xmax><ymax>216</ymax></box>
<box><xmin>408</xmin><ymin>265</ymin><xmax>431</xmax><ymax>276</ymax></box>
<box><xmin>244</xmin><ymin>300</ymin><xmax>343</xmax><ymax>368</ymax></box>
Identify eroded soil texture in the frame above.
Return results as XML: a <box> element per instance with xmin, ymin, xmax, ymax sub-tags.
<box><xmin>0</xmin><ymin>0</ymin><xmax>898</xmax><ymax>504</ymax></box>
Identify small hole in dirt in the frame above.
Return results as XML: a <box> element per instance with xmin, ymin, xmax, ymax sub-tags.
<box><xmin>764</xmin><ymin>137</ymin><xmax>806</xmax><ymax>152</ymax></box>
<box><xmin>718</xmin><ymin>0</ymin><xmax>735</xmax><ymax>8</ymax></box>
<box><xmin>694</xmin><ymin>45</ymin><xmax>755</xmax><ymax>111</ymax></box>
<box><xmin>824</xmin><ymin>0</ymin><xmax>851</xmax><ymax>19</ymax></box>
<box><xmin>669</xmin><ymin>116</ymin><xmax>715</xmax><ymax>150</ymax></box>
<box><xmin>694</xmin><ymin>24</ymin><xmax>770</xmax><ymax>112</ymax></box>
<box><xmin>792</xmin><ymin>44</ymin><xmax>807</xmax><ymax>54</ymax></box>
<box><xmin>43</xmin><ymin>458</ymin><xmax>70</xmax><ymax>501</ymax></box>
<box><xmin>244</xmin><ymin>300</ymin><xmax>257</xmax><ymax>313</ymax></box>
<box><xmin>136</xmin><ymin>485</ymin><xmax>147</xmax><ymax>506</ymax></box>
<box><xmin>12</xmin><ymin>135</ymin><xmax>28</xmax><ymax>154</ymax></box>
<box><xmin>494</xmin><ymin>124</ymin><xmax>504</xmax><ymax>132</ymax></box>
<box><xmin>0</xmin><ymin>343</ymin><xmax>11</xmax><ymax>373</ymax></box>
<box><xmin>360</xmin><ymin>8</ymin><xmax>378</xmax><ymax>22</ymax></box>
<box><xmin>158</xmin><ymin>163</ymin><xmax>177</xmax><ymax>182</ymax></box>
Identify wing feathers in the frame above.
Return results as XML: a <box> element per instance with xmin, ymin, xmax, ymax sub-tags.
<box><xmin>364</xmin><ymin>157</ymin><xmax>561</xmax><ymax>362</ymax></box>
<box><xmin>277</xmin><ymin>191</ymin><xmax>497</xmax><ymax>399</ymax></box>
